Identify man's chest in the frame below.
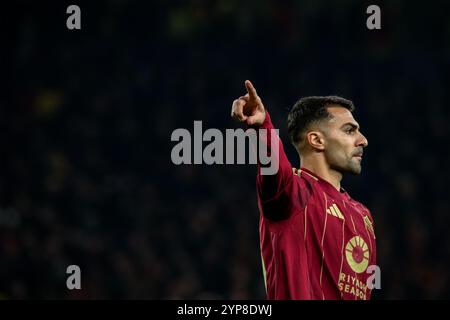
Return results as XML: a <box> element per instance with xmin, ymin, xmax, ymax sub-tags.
<box><xmin>305</xmin><ymin>194</ymin><xmax>377</xmax><ymax>299</ymax></box>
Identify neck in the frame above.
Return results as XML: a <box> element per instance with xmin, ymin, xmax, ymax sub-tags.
<box><xmin>300</xmin><ymin>154</ymin><xmax>343</xmax><ymax>191</ymax></box>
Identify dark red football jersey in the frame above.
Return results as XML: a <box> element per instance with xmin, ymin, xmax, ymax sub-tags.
<box><xmin>256</xmin><ymin>112</ymin><xmax>376</xmax><ymax>300</ymax></box>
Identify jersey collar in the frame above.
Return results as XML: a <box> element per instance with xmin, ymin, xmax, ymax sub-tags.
<box><xmin>299</xmin><ymin>167</ymin><xmax>349</xmax><ymax>199</ymax></box>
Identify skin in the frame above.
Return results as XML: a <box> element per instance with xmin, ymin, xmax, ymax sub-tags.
<box><xmin>231</xmin><ymin>80</ymin><xmax>368</xmax><ymax>191</ymax></box>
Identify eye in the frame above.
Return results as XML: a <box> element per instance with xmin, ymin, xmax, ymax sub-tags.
<box><xmin>345</xmin><ymin>128</ymin><xmax>355</xmax><ymax>134</ymax></box>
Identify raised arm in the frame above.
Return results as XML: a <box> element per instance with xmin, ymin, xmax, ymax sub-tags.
<box><xmin>231</xmin><ymin>80</ymin><xmax>297</xmax><ymax>218</ymax></box>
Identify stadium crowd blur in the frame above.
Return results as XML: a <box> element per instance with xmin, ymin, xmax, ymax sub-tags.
<box><xmin>2</xmin><ymin>1</ymin><xmax>450</xmax><ymax>299</ymax></box>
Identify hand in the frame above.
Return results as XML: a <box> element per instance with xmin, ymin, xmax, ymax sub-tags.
<box><xmin>231</xmin><ymin>80</ymin><xmax>266</xmax><ymax>126</ymax></box>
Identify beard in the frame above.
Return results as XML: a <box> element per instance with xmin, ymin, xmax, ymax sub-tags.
<box><xmin>344</xmin><ymin>158</ymin><xmax>362</xmax><ymax>175</ymax></box>
<box><xmin>326</xmin><ymin>151</ymin><xmax>362</xmax><ymax>175</ymax></box>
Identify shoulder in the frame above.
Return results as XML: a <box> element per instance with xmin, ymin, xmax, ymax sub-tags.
<box><xmin>291</xmin><ymin>168</ymin><xmax>321</xmax><ymax>206</ymax></box>
<box><xmin>348</xmin><ymin>198</ymin><xmax>374</xmax><ymax>222</ymax></box>
<box><xmin>292</xmin><ymin>168</ymin><xmax>320</xmax><ymax>193</ymax></box>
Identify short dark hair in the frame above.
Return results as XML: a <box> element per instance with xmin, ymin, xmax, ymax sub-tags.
<box><xmin>287</xmin><ymin>95</ymin><xmax>355</xmax><ymax>147</ymax></box>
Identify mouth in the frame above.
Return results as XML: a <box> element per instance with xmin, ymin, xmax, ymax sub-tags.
<box><xmin>353</xmin><ymin>152</ymin><xmax>363</xmax><ymax>159</ymax></box>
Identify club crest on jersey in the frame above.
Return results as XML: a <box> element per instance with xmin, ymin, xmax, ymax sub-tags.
<box><xmin>363</xmin><ymin>215</ymin><xmax>376</xmax><ymax>239</ymax></box>
<box><xmin>345</xmin><ymin>236</ymin><xmax>370</xmax><ymax>273</ymax></box>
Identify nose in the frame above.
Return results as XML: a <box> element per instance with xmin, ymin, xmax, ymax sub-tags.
<box><xmin>358</xmin><ymin>132</ymin><xmax>368</xmax><ymax>148</ymax></box>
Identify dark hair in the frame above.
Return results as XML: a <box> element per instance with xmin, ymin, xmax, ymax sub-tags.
<box><xmin>287</xmin><ymin>95</ymin><xmax>355</xmax><ymax>147</ymax></box>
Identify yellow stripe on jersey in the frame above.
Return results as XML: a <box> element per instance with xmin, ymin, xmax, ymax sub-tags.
<box><xmin>333</xmin><ymin>204</ymin><xmax>345</xmax><ymax>219</ymax></box>
<box><xmin>261</xmin><ymin>253</ymin><xmax>267</xmax><ymax>294</ymax></box>
<box><xmin>327</xmin><ymin>204</ymin><xmax>344</xmax><ymax>220</ymax></box>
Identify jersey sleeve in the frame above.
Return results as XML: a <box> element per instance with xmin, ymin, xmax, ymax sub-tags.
<box><xmin>255</xmin><ymin>111</ymin><xmax>312</xmax><ymax>220</ymax></box>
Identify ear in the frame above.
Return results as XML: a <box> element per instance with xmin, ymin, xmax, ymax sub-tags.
<box><xmin>306</xmin><ymin>131</ymin><xmax>326</xmax><ymax>151</ymax></box>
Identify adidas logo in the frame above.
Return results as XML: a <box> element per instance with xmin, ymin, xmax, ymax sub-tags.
<box><xmin>327</xmin><ymin>204</ymin><xmax>344</xmax><ymax>220</ymax></box>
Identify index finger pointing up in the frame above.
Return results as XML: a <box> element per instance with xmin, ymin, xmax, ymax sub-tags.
<box><xmin>245</xmin><ymin>80</ymin><xmax>258</xmax><ymax>99</ymax></box>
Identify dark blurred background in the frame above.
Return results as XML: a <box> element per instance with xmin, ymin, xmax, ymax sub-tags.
<box><xmin>2</xmin><ymin>0</ymin><xmax>450</xmax><ymax>299</ymax></box>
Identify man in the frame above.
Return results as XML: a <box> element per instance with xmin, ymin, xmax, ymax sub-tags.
<box><xmin>231</xmin><ymin>80</ymin><xmax>376</xmax><ymax>300</ymax></box>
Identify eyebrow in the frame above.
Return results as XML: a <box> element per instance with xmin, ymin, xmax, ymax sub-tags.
<box><xmin>340</xmin><ymin>122</ymin><xmax>360</xmax><ymax>130</ymax></box>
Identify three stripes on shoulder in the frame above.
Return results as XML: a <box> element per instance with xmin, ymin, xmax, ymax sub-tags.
<box><xmin>327</xmin><ymin>204</ymin><xmax>344</xmax><ymax>220</ymax></box>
